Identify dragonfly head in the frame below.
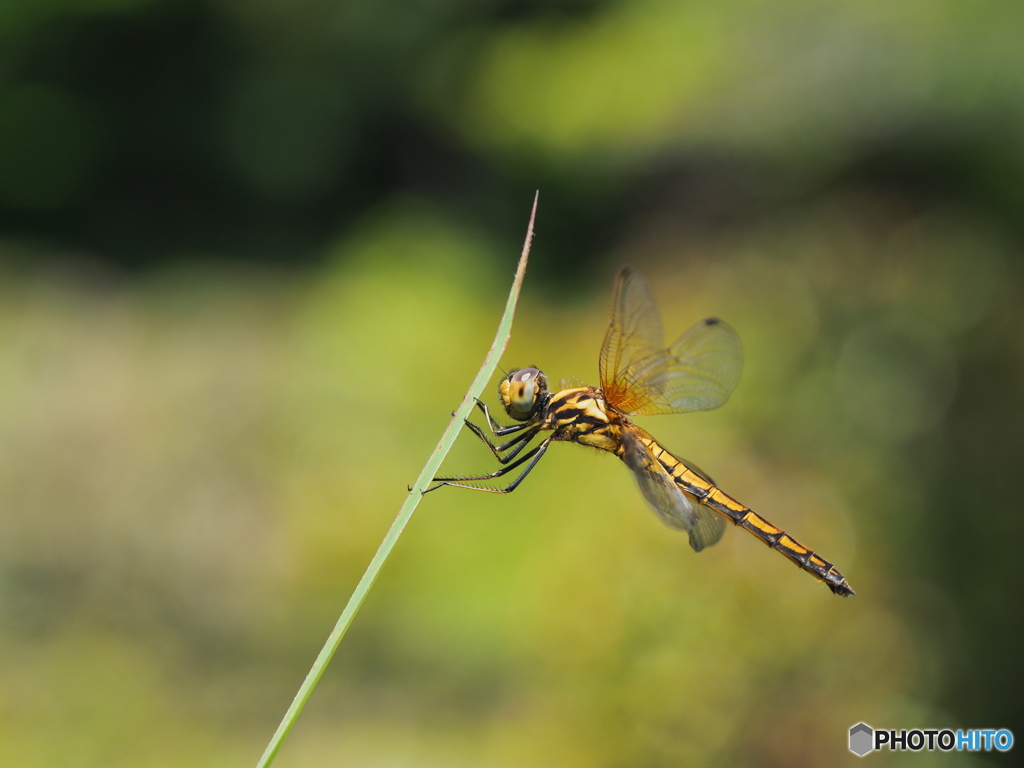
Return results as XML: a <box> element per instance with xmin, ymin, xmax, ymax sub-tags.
<box><xmin>499</xmin><ymin>367</ymin><xmax>548</xmax><ymax>421</ymax></box>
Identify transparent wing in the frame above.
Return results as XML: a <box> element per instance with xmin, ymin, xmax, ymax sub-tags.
<box><xmin>598</xmin><ymin>267</ymin><xmax>743</xmax><ymax>416</ymax></box>
<box><xmin>630</xmin><ymin>317</ymin><xmax>743</xmax><ymax>416</ymax></box>
<box><xmin>599</xmin><ymin>267</ymin><xmax>665</xmax><ymax>413</ymax></box>
<box><xmin>621</xmin><ymin>431</ymin><xmax>726</xmax><ymax>552</ymax></box>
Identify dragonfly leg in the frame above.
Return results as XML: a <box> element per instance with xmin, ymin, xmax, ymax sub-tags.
<box><xmin>474</xmin><ymin>399</ymin><xmax>530</xmax><ymax>436</ymax></box>
<box><xmin>464</xmin><ymin>420</ymin><xmax>541</xmax><ymax>463</ymax></box>
<box><xmin>426</xmin><ymin>437</ymin><xmax>552</xmax><ymax>494</ymax></box>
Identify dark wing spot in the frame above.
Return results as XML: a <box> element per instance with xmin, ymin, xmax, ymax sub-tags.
<box><xmin>704</xmin><ymin>318</ymin><xmax>720</xmax><ymax>326</ymax></box>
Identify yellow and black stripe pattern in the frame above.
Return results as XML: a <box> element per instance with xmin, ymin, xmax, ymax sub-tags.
<box><xmin>624</xmin><ymin>430</ymin><xmax>854</xmax><ymax>596</ymax></box>
<box><xmin>538</xmin><ymin>388</ymin><xmax>854</xmax><ymax>597</ymax></box>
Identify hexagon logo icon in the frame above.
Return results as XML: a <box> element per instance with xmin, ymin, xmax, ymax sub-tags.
<box><xmin>849</xmin><ymin>723</ymin><xmax>874</xmax><ymax>756</ymax></box>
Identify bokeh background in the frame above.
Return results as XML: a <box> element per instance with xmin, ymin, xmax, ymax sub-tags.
<box><xmin>1</xmin><ymin>1</ymin><xmax>1022</xmax><ymax>766</ymax></box>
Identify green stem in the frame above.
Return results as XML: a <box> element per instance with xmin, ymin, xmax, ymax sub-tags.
<box><xmin>255</xmin><ymin>192</ymin><xmax>538</xmax><ymax>768</ymax></box>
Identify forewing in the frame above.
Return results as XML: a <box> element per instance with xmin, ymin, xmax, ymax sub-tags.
<box><xmin>629</xmin><ymin>317</ymin><xmax>743</xmax><ymax>415</ymax></box>
<box><xmin>621</xmin><ymin>431</ymin><xmax>726</xmax><ymax>552</ymax></box>
<box><xmin>599</xmin><ymin>267</ymin><xmax>665</xmax><ymax>412</ymax></box>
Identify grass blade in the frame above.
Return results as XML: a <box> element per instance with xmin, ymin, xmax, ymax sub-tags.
<box><xmin>255</xmin><ymin>192</ymin><xmax>539</xmax><ymax>768</ymax></box>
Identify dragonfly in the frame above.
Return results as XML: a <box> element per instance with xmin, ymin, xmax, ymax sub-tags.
<box><xmin>429</xmin><ymin>267</ymin><xmax>854</xmax><ymax>597</ymax></box>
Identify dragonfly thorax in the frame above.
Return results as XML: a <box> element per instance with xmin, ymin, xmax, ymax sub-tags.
<box><xmin>499</xmin><ymin>367</ymin><xmax>549</xmax><ymax>421</ymax></box>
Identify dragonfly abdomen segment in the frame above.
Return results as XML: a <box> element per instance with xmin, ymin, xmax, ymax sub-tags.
<box><xmin>704</xmin><ymin>487</ymin><xmax>853</xmax><ymax>596</ymax></box>
<box><xmin>648</xmin><ymin>442</ymin><xmax>854</xmax><ymax>597</ymax></box>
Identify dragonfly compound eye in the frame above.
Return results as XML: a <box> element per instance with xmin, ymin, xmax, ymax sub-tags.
<box><xmin>499</xmin><ymin>367</ymin><xmax>546</xmax><ymax>420</ymax></box>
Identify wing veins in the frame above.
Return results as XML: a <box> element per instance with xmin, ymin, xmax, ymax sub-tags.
<box><xmin>598</xmin><ymin>268</ymin><xmax>743</xmax><ymax>416</ymax></box>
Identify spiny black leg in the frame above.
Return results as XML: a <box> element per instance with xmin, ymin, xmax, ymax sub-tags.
<box><xmin>489</xmin><ymin>439</ymin><xmax>551</xmax><ymax>493</ymax></box>
<box><xmin>474</xmin><ymin>399</ymin><xmax>528</xmax><ymax>436</ymax></box>
<box><xmin>465</xmin><ymin>419</ymin><xmax>533</xmax><ymax>457</ymax></box>
<box><xmin>464</xmin><ymin>420</ymin><xmax>540</xmax><ymax>463</ymax></box>
<box><xmin>432</xmin><ymin>442</ymin><xmax>544</xmax><ymax>482</ymax></box>
<box><xmin>426</xmin><ymin>438</ymin><xmax>552</xmax><ymax>494</ymax></box>
<box><xmin>489</xmin><ymin>430</ymin><xmax>544</xmax><ymax>466</ymax></box>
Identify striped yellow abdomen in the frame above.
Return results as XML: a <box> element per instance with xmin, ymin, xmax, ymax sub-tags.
<box><xmin>647</xmin><ymin>436</ymin><xmax>854</xmax><ymax>596</ymax></box>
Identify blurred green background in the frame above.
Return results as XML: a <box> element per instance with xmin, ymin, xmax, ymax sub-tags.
<box><xmin>1</xmin><ymin>1</ymin><xmax>1022</xmax><ymax>766</ymax></box>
